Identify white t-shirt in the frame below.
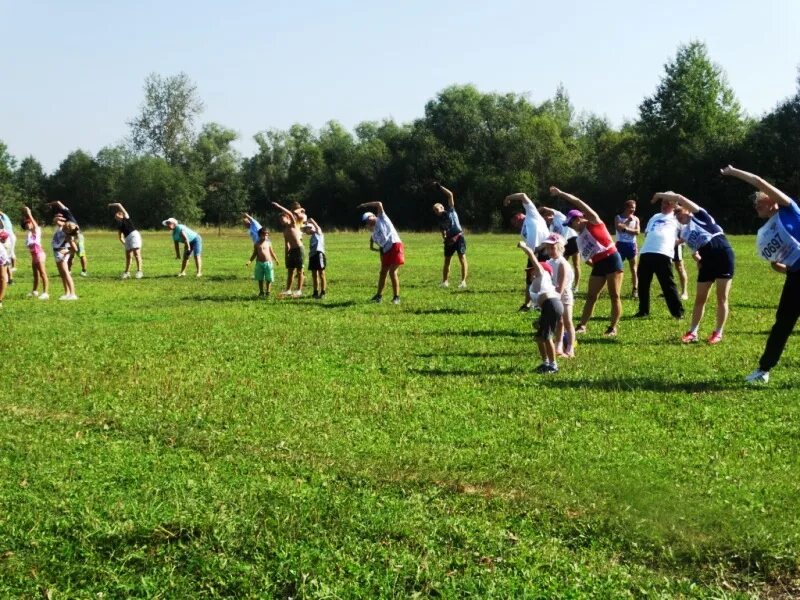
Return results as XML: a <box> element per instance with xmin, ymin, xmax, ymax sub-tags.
<box><xmin>550</xmin><ymin>210</ymin><xmax>578</xmax><ymax>241</ymax></box>
<box><xmin>547</xmin><ymin>256</ymin><xmax>574</xmax><ymax>305</ymax></box>
<box><xmin>371</xmin><ymin>213</ymin><xmax>402</xmax><ymax>252</ymax></box>
<box><xmin>615</xmin><ymin>214</ymin><xmax>639</xmax><ymax>243</ymax></box>
<box><xmin>528</xmin><ymin>269</ymin><xmax>560</xmax><ymax>305</ymax></box>
<box><xmin>521</xmin><ymin>198</ymin><xmax>549</xmax><ymax>248</ymax></box>
<box><xmin>640</xmin><ymin>212</ymin><xmax>679</xmax><ymax>257</ymax></box>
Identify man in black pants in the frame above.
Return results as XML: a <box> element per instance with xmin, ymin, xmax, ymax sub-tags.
<box><xmin>635</xmin><ymin>194</ymin><xmax>684</xmax><ymax>319</ymax></box>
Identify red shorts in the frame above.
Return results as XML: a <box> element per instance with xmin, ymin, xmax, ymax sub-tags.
<box><xmin>381</xmin><ymin>242</ymin><xmax>405</xmax><ymax>268</ymax></box>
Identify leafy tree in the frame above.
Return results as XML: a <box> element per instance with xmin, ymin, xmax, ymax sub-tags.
<box><xmin>128</xmin><ymin>72</ymin><xmax>204</xmax><ymax>165</ymax></box>
<box><xmin>637</xmin><ymin>41</ymin><xmax>746</xmax><ymax>195</ymax></box>
<box><xmin>117</xmin><ymin>156</ymin><xmax>203</xmax><ymax>228</ymax></box>
<box><xmin>47</xmin><ymin>150</ymin><xmax>108</xmax><ymax>226</ymax></box>
<box><xmin>14</xmin><ymin>156</ymin><xmax>48</xmax><ymax>216</ymax></box>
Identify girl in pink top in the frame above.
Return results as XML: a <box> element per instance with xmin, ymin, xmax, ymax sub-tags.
<box><xmin>22</xmin><ymin>206</ymin><xmax>50</xmax><ymax>300</ymax></box>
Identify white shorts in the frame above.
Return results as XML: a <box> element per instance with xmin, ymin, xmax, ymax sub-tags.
<box><xmin>54</xmin><ymin>249</ymin><xmax>70</xmax><ymax>264</ymax></box>
<box><xmin>124</xmin><ymin>230</ymin><xmax>142</xmax><ymax>251</ymax></box>
<box><xmin>3</xmin><ymin>232</ymin><xmax>15</xmax><ymax>259</ymax></box>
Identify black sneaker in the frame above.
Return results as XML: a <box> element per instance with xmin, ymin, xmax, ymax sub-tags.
<box><xmin>518</xmin><ymin>303</ymin><xmax>532</xmax><ymax>312</ymax></box>
<box><xmin>371</xmin><ymin>294</ymin><xmax>382</xmax><ymax>303</ymax></box>
<box><xmin>312</xmin><ymin>291</ymin><xmax>320</xmax><ymax>299</ymax></box>
<box><xmin>535</xmin><ymin>363</ymin><xmax>550</xmax><ymax>374</ymax></box>
<box><xmin>319</xmin><ymin>291</ymin><xmax>326</xmax><ymax>299</ymax></box>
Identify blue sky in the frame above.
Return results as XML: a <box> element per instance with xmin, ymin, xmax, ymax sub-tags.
<box><xmin>1</xmin><ymin>0</ymin><xmax>798</xmax><ymax>172</ymax></box>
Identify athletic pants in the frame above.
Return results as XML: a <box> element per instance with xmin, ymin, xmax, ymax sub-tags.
<box><xmin>760</xmin><ymin>270</ymin><xmax>800</xmax><ymax>371</ymax></box>
<box><xmin>636</xmin><ymin>253</ymin><xmax>683</xmax><ymax>318</ymax></box>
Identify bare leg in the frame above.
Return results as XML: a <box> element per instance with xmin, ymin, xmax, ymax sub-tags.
<box><xmin>32</xmin><ymin>261</ymin><xmax>40</xmax><ymax>292</ymax></box>
<box><xmin>388</xmin><ymin>264</ymin><xmax>400</xmax><ymax>297</ymax></box>
<box><xmin>297</xmin><ymin>268</ymin><xmax>304</xmax><ymax>291</ymax></box>
<box><xmin>629</xmin><ymin>256</ymin><xmax>639</xmax><ymax>295</ymax></box>
<box><xmin>579</xmin><ymin>275</ymin><xmax>607</xmax><ymax>328</ymax></box>
<box><xmin>320</xmin><ymin>270</ymin><xmax>327</xmax><ymax>293</ymax></box>
<box><xmin>606</xmin><ymin>271</ymin><xmax>623</xmax><ymax>331</ymax></box>
<box><xmin>194</xmin><ymin>254</ymin><xmax>202</xmax><ymax>275</ymax></box>
<box><xmin>690</xmin><ymin>281</ymin><xmax>713</xmax><ymax>331</ymax></box>
<box><xmin>676</xmin><ymin>260</ymin><xmax>688</xmax><ymax>297</ymax></box>
<box><xmin>536</xmin><ymin>338</ymin><xmax>548</xmax><ymax>363</ymax></box>
<box><xmin>377</xmin><ymin>266</ymin><xmax>389</xmax><ymax>296</ymax></box>
<box><xmin>36</xmin><ymin>261</ymin><xmax>49</xmax><ymax>294</ymax></box>
<box><xmin>286</xmin><ymin>268</ymin><xmax>294</xmax><ymax>292</ymax></box>
<box><xmin>571</xmin><ymin>254</ymin><xmax>581</xmax><ymax>290</ymax></box>
<box><xmin>714</xmin><ymin>278</ymin><xmax>732</xmax><ymax>332</ymax></box>
<box><xmin>562</xmin><ymin>304</ymin><xmax>575</xmax><ymax>355</ymax></box>
<box><xmin>124</xmin><ymin>249</ymin><xmax>132</xmax><ymax>273</ymax></box>
<box><xmin>134</xmin><ymin>249</ymin><xmax>143</xmax><ymax>272</ymax></box>
<box><xmin>180</xmin><ymin>254</ymin><xmax>190</xmax><ymax>275</ymax></box>
<box><xmin>458</xmin><ymin>253</ymin><xmax>468</xmax><ymax>283</ymax></box>
<box><xmin>442</xmin><ymin>255</ymin><xmax>452</xmax><ymax>284</ymax></box>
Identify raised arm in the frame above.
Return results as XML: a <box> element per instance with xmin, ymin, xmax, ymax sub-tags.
<box><xmin>23</xmin><ymin>206</ymin><xmax>39</xmax><ymax>228</ymax></box>
<box><xmin>357</xmin><ymin>201</ymin><xmax>385</xmax><ymax>215</ymax></box>
<box><xmin>548</xmin><ymin>187</ymin><xmax>600</xmax><ymax>223</ymax></box>
<box><xmin>48</xmin><ymin>201</ymin><xmax>68</xmax><ymax>211</ymax></box>
<box><xmin>720</xmin><ymin>165</ymin><xmax>792</xmax><ymax>207</ymax></box>
<box><xmin>435</xmin><ymin>182</ymin><xmax>455</xmax><ymax>209</ymax></box>
<box><xmin>652</xmin><ymin>192</ymin><xmax>701</xmax><ymax>214</ymax></box>
<box><xmin>108</xmin><ymin>202</ymin><xmax>130</xmax><ymax>218</ymax></box>
<box><xmin>308</xmin><ymin>217</ymin><xmax>323</xmax><ymax>233</ymax></box>
<box><xmin>271</xmin><ymin>202</ymin><xmax>294</xmax><ymax>219</ymax></box>
<box><xmin>538</xmin><ymin>206</ymin><xmax>556</xmax><ymax>218</ymax></box>
<box><xmin>516</xmin><ymin>241</ymin><xmax>543</xmax><ymax>276</ymax></box>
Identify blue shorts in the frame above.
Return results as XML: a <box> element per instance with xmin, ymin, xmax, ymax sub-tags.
<box><xmin>591</xmin><ymin>251</ymin><xmax>624</xmax><ymax>277</ymax></box>
<box><xmin>184</xmin><ymin>236</ymin><xmax>202</xmax><ymax>257</ymax></box>
<box><xmin>617</xmin><ymin>241</ymin><xmax>637</xmax><ymax>261</ymax></box>
<box><xmin>697</xmin><ymin>236</ymin><xmax>734</xmax><ymax>282</ymax></box>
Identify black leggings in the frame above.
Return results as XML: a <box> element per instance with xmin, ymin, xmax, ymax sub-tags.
<box><xmin>636</xmin><ymin>253</ymin><xmax>684</xmax><ymax>318</ymax></box>
<box><xmin>760</xmin><ymin>270</ymin><xmax>800</xmax><ymax>371</ymax></box>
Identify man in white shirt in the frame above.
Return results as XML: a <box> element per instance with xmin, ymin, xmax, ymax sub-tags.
<box><xmin>635</xmin><ymin>194</ymin><xmax>685</xmax><ymax>319</ymax></box>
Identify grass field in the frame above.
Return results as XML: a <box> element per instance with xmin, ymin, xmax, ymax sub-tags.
<box><xmin>2</xmin><ymin>228</ymin><xmax>799</xmax><ymax>598</ymax></box>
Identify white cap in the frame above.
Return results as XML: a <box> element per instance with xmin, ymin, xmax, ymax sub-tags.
<box><xmin>162</xmin><ymin>217</ymin><xmax>178</xmax><ymax>227</ymax></box>
<box><xmin>361</xmin><ymin>212</ymin><xmax>376</xmax><ymax>223</ymax></box>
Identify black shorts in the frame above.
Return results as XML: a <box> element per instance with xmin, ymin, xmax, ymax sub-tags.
<box><xmin>697</xmin><ymin>236</ymin><xmax>734</xmax><ymax>282</ymax></box>
<box><xmin>590</xmin><ymin>251</ymin><xmax>624</xmax><ymax>277</ymax></box>
<box><xmin>534</xmin><ymin>298</ymin><xmax>564</xmax><ymax>340</ymax></box>
<box><xmin>286</xmin><ymin>246</ymin><xmax>305</xmax><ymax>270</ymax></box>
<box><xmin>564</xmin><ymin>237</ymin><xmax>579</xmax><ymax>258</ymax></box>
<box><xmin>309</xmin><ymin>252</ymin><xmax>326</xmax><ymax>271</ymax></box>
<box><xmin>444</xmin><ymin>235</ymin><xmax>466</xmax><ymax>257</ymax></box>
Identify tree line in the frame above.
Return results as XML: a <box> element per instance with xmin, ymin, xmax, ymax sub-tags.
<box><xmin>1</xmin><ymin>42</ymin><xmax>798</xmax><ymax>233</ymax></box>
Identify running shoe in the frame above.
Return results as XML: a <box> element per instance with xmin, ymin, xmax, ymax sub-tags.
<box><xmin>38</xmin><ymin>293</ymin><xmax>49</xmax><ymax>300</ymax></box>
<box><xmin>745</xmin><ymin>368</ymin><xmax>769</xmax><ymax>384</ymax></box>
<box><xmin>707</xmin><ymin>331</ymin><xmax>723</xmax><ymax>345</ymax></box>
<box><xmin>195</xmin><ymin>272</ymin><xmax>202</xmax><ymax>278</ymax></box>
<box><xmin>575</xmin><ymin>324</ymin><xmax>587</xmax><ymax>334</ymax></box>
<box><xmin>391</xmin><ymin>295</ymin><xmax>401</xmax><ymax>305</ymax></box>
<box><xmin>680</xmin><ymin>292</ymin><xmax>689</xmax><ymax>300</ymax></box>
<box><xmin>518</xmin><ymin>303</ymin><xmax>531</xmax><ymax>312</ymax></box>
<box><xmin>312</xmin><ymin>291</ymin><xmax>320</xmax><ymax>299</ymax></box>
<box><xmin>27</xmin><ymin>291</ymin><xmax>39</xmax><ymax>298</ymax></box>
<box><xmin>278</xmin><ymin>289</ymin><xmax>292</xmax><ymax>297</ymax></box>
<box><xmin>631</xmin><ymin>288</ymin><xmax>639</xmax><ymax>299</ymax></box>
<box><xmin>458</xmin><ymin>281</ymin><xmax>467</xmax><ymax>289</ymax></box>
<box><xmin>292</xmin><ymin>290</ymin><xmax>303</xmax><ymax>298</ymax></box>
<box><xmin>603</xmin><ymin>326</ymin><xmax>617</xmax><ymax>337</ymax></box>
<box><xmin>121</xmin><ymin>272</ymin><xmax>131</xmax><ymax>279</ymax></box>
<box><xmin>135</xmin><ymin>271</ymin><xmax>143</xmax><ymax>279</ymax></box>
<box><xmin>177</xmin><ymin>272</ymin><xmax>186</xmax><ymax>277</ymax></box>
<box><xmin>370</xmin><ymin>294</ymin><xmax>382</xmax><ymax>303</ymax></box>
<box><xmin>439</xmin><ymin>281</ymin><xmax>449</xmax><ymax>288</ymax></box>
<box><xmin>534</xmin><ymin>363</ymin><xmax>550</xmax><ymax>374</ymax></box>
<box><xmin>319</xmin><ymin>291</ymin><xmax>326</xmax><ymax>299</ymax></box>
<box><xmin>681</xmin><ymin>331</ymin><xmax>699</xmax><ymax>344</ymax></box>
<box><xmin>80</xmin><ymin>271</ymin><xmax>88</xmax><ymax>277</ymax></box>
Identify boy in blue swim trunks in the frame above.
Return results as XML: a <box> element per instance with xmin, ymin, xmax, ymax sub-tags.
<box><xmin>246</xmin><ymin>227</ymin><xmax>279</xmax><ymax>297</ymax></box>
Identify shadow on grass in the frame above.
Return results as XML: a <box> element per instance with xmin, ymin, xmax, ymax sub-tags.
<box><xmin>412</xmin><ymin>308</ymin><xmax>471</xmax><ymax>315</ymax></box>
<box><xmin>182</xmin><ymin>295</ymin><xmax>263</xmax><ymax>303</ymax></box>
<box><xmin>204</xmin><ymin>274</ymin><xmax>238</xmax><ymax>282</ymax></box>
<box><xmin>539</xmin><ymin>376</ymin><xmax>788</xmax><ymax>393</ymax></box>
<box><xmin>315</xmin><ymin>300</ymin><xmax>358</xmax><ymax>309</ymax></box>
<box><xmin>416</xmin><ymin>351</ymin><xmax>520</xmax><ymax>358</ymax></box>
<box><xmin>425</xmin><ymin>329</ymin><xmax>531</xmax><ymax>339</ymax></box>
<box><xmin>410</xmin><ymin>366</ymin><xmax>518</xmax><ymax>377</ymax></box>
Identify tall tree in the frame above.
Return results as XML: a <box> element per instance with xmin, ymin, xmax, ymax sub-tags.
<box><xmin>637</xmin><ymin>41</ymin><xmax>746</xmax><ymax>195</ymax></box>
<box><xmin>189</xmin><ymin>123</ymin><xmax>247</xmax><ymax>224</ymax></box>
<box><xmin>128</xmin><ymin>72</ymin><xmax>204</xmax><ymax>165</ymax></box>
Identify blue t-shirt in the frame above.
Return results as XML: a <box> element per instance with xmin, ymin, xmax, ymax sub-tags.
<box><xmin>0</xmin><ymin>213</ymin><xmax>12</xmax><ymax>232</ymax></box>
<box><xmin>779</xmin><ymin>200</ymin><xmax>800</xmax><ymax>270</ymax></box>
<box><xmin>172</xmin><ymin>224</ymin><xmax>198</xmax><ymax>243</ymax></box>
<box><xmin>438</xmin><ymin>207</ymin><xmax>463</xmax><ymax>239</ymax></box>
<box><xmin>248</xmin><ymin>218</ymin><xmax>262</xmax><ymax>243</ymax></box>
<box><xmin>679</xmin><ymin>208</ymin><xmax>724</xmax><ymax>252</ymax></box>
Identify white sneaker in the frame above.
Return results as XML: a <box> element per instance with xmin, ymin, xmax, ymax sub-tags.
<box><xmin>27</xmin><ymin>291</ymin><xmax>39</xmax><ymax>298</ymax></box>
<box><xmin>745</xmin><ymin>368</ymin><xmax>769</xmax><ymax>384</ymax></box>
<box><xmin>135</xmin><ymin>271</ymin><xmax>143</xmax><ymax>279</ymax></box>
<box><xmin>439</xmin><ymin>281</ymin><xmax>449</xmax><ymax>288</ymax></box>
<box><xmin>177</xmin><ymin>272</ymin><xmax>186</xmax><ymax>277</ymax></box>
<box><xmin>196</xmin><ymin>272</ymin><xmax>202</xmax><ymax>278</ymax></box>
<box><xmin>59</xmin><ymin>294</ymin><xmax>71</xmax><ymax>300</ymax></box>
<box><xmin>80</xmin><ymin>271</ymin><xmax>88</xmax><ymax>277</ymax></box>
<box><xmin>121</xmin><ymin>272</ymin><xmax>131</xmax><ymax>280</ymax></box>
<box><xmin>680</xmin><ymin>292</ymin><xmax>689</xmax><ymax>300</ymax></box>
<box><xmin>38</xmin><ymin>293</ymin><xmax>49</xmax><ymax>300</ymax></box>
<box><xmin>292</xmin><ymin>290</ymin><xmax>303</xmax><ymax>298</ymax></box>
<box><xmin>458</xmin><ymin>280</ymin><xmax>467</xmax><ymax>289</ymax></box>
<box><xmin>279</xmin><ymin>289</ymin><xmax>292</xmax><ymax>297</ymax></box>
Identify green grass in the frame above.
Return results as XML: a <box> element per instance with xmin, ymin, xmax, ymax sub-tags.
<box><xmin>2</xmin><ymin>228</ymin><xmax>799</xmax><ymax>598</ymax></box>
